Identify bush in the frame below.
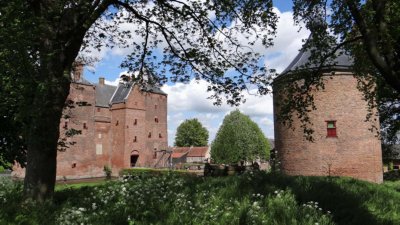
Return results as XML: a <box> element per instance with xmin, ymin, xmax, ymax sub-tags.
<box><xmin>1</xmin><ymin>172</ymin><xmax>399</xmax><ymax>225</ymax></box>
<box><xmin>384</xmin><ymin>170</ymin><xmax>400</xmax><ymax>181</ymax></box>
<box><xmin>119</xmin><ymin>168</ymin><xmax>198</xmax><ymax>178</ymax></box>
<box><xmin>103</xmin><ymin>165</ymin><xmax>112</xmax><ymax>180</ymax></box>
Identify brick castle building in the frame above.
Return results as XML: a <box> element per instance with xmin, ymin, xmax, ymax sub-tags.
<box><xmin>273</xmin><ymin>49</ymin><xmax>383</xmax><ymax>183</ymax></box>
<box><xmin>13</xmin><ymin>65</ymin><xmax>169</xmax><ymax>179</ymax></box>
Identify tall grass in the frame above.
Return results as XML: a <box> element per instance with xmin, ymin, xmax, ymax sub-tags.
<box><xmin>0</xmin><ymin>172</ymin><xmax>399</xmax><ymax>225</ymax></box>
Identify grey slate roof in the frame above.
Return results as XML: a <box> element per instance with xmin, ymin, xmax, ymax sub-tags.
<box><xmin>73</xmin><ymin>77</ymin><xmax>93</xmax><ymax>86</ymax></box>
<box><xmin>281</xmin><ymin>47</ymin><xmax>353</xmax><ymax>76</ymax></box>
<box><xmin>109</xmin><ymin>82</ymin><xmax>167</xmax><ymax>104</ymax></box>
<box><xmin>110</xmin><ymin>82</ymin><xmax>133</xmax><ymax>104</ymax></box>
<box><xmin>95</xmin><ymin>84</ymin><xmax>117</xmax><ymax>107</ymax></box>
<box><xmin>141</xmin><ymin>85</ymin><xmax>167</xmax><ymax>95</ymax></box>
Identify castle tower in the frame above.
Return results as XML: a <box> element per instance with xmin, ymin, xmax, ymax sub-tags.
<box><xmin>273</xmin><ymin>48</ymin><xmax>383</xmax><ymax>183</ymax></box>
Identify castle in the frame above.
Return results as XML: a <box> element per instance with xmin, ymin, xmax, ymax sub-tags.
<box><xmin>14</xmin><ymin>64</ymin><xmax>169</xmax><ymax>180</ymax></box>
<box><xmin>273</xmin><ymin>48</ymin><xmax>383</xmax><ymax>183</ymax></box>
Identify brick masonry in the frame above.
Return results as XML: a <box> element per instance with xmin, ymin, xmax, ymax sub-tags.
<box><xmin>273</xmin><ymin>72</ymin><xmax>383</xmax><ymax>183</ymax></box>
<box><xmin>13</xmin><ymin>77</ymin><xmax>169</xmax><ymax>180</ymax></box>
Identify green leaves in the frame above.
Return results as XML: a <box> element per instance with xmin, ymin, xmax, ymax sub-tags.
<box><xmin>174</xmin><ymin>118</ymin><xmax>209</xmax><ymax>147</ymax></box>
<box><xmin>211</xmin><ymin>110</ymin><xmax>270</xmax><ymax>164</ymax></box>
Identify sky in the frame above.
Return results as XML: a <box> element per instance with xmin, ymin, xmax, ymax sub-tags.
<box><xmin>81</xmin><ymin>1</ymin><xmax>310</xmax><ymax>146</ymax></box>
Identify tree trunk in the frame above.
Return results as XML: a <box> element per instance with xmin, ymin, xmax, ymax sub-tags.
<box><xmin>23</xmin><ymin>64</ymin><xmax>70</xmax><ymax>201</ymax></box>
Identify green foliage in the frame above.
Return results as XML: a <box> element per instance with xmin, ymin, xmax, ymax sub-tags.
<box><xmin>174</xmin><ymin>118</ymin><xmax>209</xmax><ymax>147</ymax></box>
<box><xmin>1</xmin><ymin>173</ymin><xmax>400</xmax><ymax>224</ymax></box>
<box><xmin>277</xmin><ymin>1</ymin><xmax>400</xmax><ymax>142</ymax></box>
<box><xmin>211</xmin><ymin>110</ymin><xmax>270</xmax><ymax>164</ymax></box>
<box><xmin>119</xmin><ymin>168</ymin><xmax>197</xmax><ymax>178</ymax></box>
<box><xmin>103</xmin><ymin>165</ymin><xmax>112</xmax><ymax>180</ymax></box>
<box><xmin>0</xmin><ymin>0</ymin><xmax>278</xmax><ymax>199</ymax></box>
<box><xmin>384</xmin><ymin>170</ymin><xmax>400</xmax><ymax>181</ymax></box>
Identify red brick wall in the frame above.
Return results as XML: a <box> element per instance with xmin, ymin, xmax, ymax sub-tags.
<box><xmin>144</xmin><ymin>92</ymin><xmax>168</xmax><ymax>167</ymax></box>
<box><xmin>110</xmin><ymin>103</ymin><xmax>126</xmax><ymax>174</ymax></box>
<box><xmin>13</xmin><ymin>82</ymin><xmax>169</xmax><ymax>179</ymax></box>
<box><xmin>274</xmin><ymin>73</ymin><xmax>383</xmax><ymax>183</ymax></box>
<box><xmin>124</xmin><ymin>86</ymin><xmax>147</xmax><ymax>168</ymax></box>
<box><xmin>56</xmin><ymin>83</ymin><xmax>111</xmax><ymax>179</ymax></box>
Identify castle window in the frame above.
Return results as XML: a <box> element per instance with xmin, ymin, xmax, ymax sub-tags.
<box><xmin>96</xmin><ymin>144</ymin><xmax>103</xmax><ymax>155</ymax></box>
<box><xmin>159</xmin><ymin>133</ymin><xmax>162</xmax><ymax>138</ymax></box>
<box><xmin>83</xmin><ymin>122</ymin><xmax>87</xmax><ymax>129</ymax></box>
<box><xmin>155</xmin><ymin>117</ymin><xmax>159</xmax><ymax>123</ymax></box>
<box><xmin>133</xmin><ymin>136</ymin><xmax>137</xmax><ymax>142</ymax></box>
<box><xmin>63</xmin><ymin>121</ymin><xmax>68</xmax><ymax>129</ymax></box>
<box><xmin>71</xmin><ymin>163</ymin><xmax>76</xmax><ymax>168</ymax></box>
<box><xmin>97</xmin><ymin>108</ymin><xmax>100</xmax><ymax>112</ymax></box>
<box><xmin>148</xmin><ymin>132</ymin><xmax>152</xmax><ymax>138</ymax></box>
<box><xmin>153</xmin><ymin>151</ymin><xmax>157</xmax><ymax>159</ymax></box>
<box><xmin>326</xmin><ymin>121</ymin><xmax>337</xmax><ymax>137</ymax></box>
<box><xmin>134</xmin><ymin>119</ymin><xmax>137</xmax><ymax>125</ymax></box>
<box><xmin>155</xmin><ymin>104</ymin><xmax>158</xmax><ymax>110</ymax></box>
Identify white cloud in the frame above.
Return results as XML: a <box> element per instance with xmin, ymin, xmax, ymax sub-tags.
<box><xmin>162</xmin><ymin>79</ymin><xmax>274</xmax><ymax>144</ymax></box>
<box><xmin>264</xmin><ymin>8</ymin><xmax>310</xmax><ymax>73</ymax></box>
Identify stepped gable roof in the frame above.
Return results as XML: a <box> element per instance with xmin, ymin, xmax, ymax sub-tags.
<box><xmin>95</xmin><ymin>84</ymin><xmax>117</xmax><ymax>107</ymax></box>
<box><xmin>187</xmin><ymin>147</ymin><xmax>209</xmax><ymax>157</ymax></box>
<box><xmin>280</xmin><ymin>46</ymin><xmax>353</xmax><ymax>76</ymax></box>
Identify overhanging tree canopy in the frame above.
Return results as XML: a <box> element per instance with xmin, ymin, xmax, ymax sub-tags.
<box><xmin>276</xmin><ymin>0</ymin><xmax>400</xmax><ymax>143</ymax></box>
<box><xmin>0</xmin><ymin>0</ymin><xmax>277</xmax><ymax>200</ymax></box>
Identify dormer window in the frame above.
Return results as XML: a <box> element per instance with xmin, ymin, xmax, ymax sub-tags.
<box><xmin>326</xmin><ymin>121</ymin><xmax>337</xmax><ymax>137</ymax></box>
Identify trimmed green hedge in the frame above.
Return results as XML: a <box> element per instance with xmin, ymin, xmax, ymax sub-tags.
<box><xmin>119</xmin><ymin>168</ymin><xmax>199</xmax><ymax>177</ymax></box>
<box><xmin>384</xmin><ymin>170</ymin><xmax>400</xmax><ymax>181</ymax></box>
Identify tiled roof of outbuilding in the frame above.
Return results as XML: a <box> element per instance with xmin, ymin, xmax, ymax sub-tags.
<box><xmin>187</xmin><ymin>147</ymin><xmax>209</xmax><ymax>157</ymax></box>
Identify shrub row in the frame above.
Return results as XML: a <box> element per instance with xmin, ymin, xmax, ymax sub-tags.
<box><xmin>118</xmin><ymin>168</ymin><xmax>200</xmax><ymax>178</ymax></box>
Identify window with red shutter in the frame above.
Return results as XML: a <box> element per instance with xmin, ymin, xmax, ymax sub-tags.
<box><xmin>326</xmin><ymin>121</ymin><xmax>337</xmax><ymax>137</ymax></box>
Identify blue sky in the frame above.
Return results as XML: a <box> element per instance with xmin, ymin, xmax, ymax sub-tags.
<box><xmin>81</xmin><ymin>1</ymin><xmax>309</xmax><ymax>146</ymax></box>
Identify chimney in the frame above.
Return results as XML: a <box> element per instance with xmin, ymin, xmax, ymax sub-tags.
<box><xmin>99</xmin><ymin>77</ymin><xmax>105</xmax><ymax>86</ymax></box>
<box><xmin>72</xmin><ymin>61</ymin><xmax>84</xmax><ymax>81</ymax></box>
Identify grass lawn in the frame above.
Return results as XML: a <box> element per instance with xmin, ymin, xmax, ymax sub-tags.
<box><xmin>55</xmin><ymin>180</ymin><xmax>108</xmax><ymax>191</ymax></box>
<box><xmin>1</xmin><ymin>172</ymin><xmax>399</xmax><ymax>225</ymax></box>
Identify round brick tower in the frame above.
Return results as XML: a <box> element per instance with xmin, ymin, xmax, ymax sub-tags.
<box><xmin>273</xmin><ymin>49</ymin><xmax>383</xmax><ymax>183</ymax></box>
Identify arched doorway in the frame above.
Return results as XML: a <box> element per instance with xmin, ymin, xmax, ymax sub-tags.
<box><xmin>130</xmin><ymin>150</ymin><xmax>139</xmax><ymax>167</ymax></box>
